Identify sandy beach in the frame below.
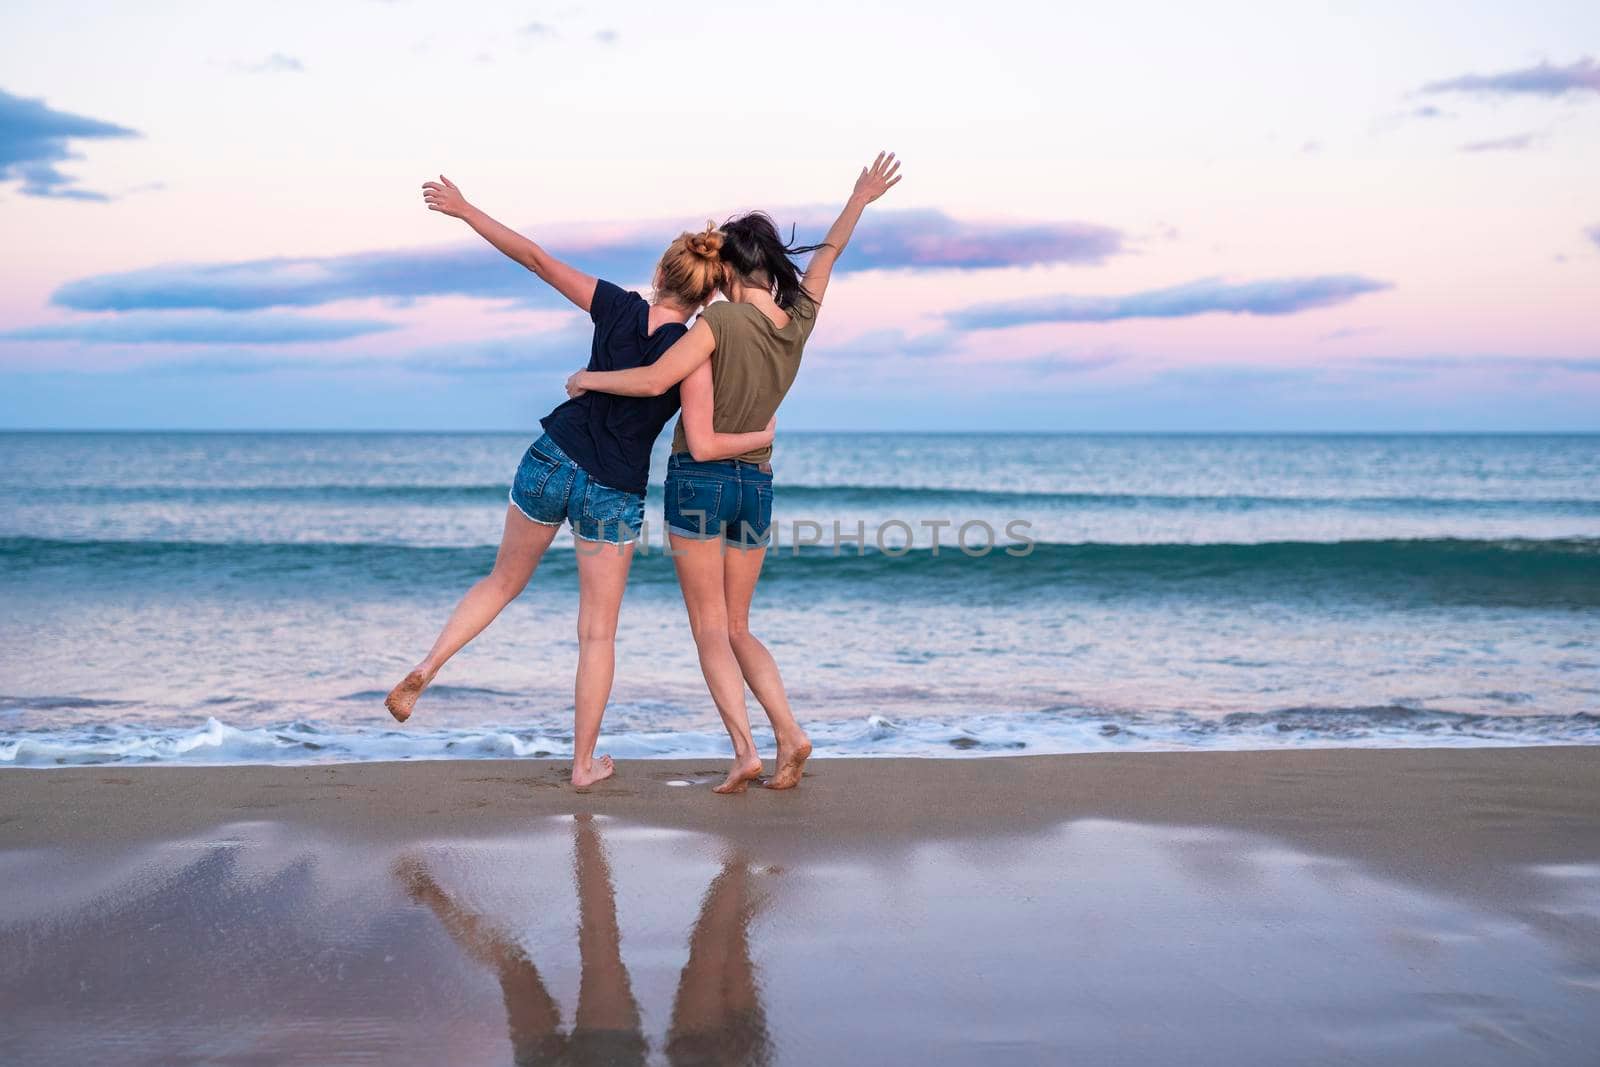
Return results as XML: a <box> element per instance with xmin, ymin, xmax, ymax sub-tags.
<box><xmin>3</xmin><ymin>748</ymin><xmax>1598</xmax><ymax>1064</ymax></box>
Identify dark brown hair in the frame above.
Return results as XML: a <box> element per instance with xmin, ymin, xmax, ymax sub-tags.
<box><xmin>718</xmin><ymin>212</ymin><xmax>828</xmax><ymax>310</ymax></box>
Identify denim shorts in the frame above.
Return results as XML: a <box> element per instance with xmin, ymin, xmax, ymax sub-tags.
<box><xmin>663</xmin><ymin>453</ymin><xmax>773</xmax><ymax>549</ymax></box>
<box><xmin>509</xmin><ymin>433</ymin><xmax>644</xmax><ymax>544</ymax></box>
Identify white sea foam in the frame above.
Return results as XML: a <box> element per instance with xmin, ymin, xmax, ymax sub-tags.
<box><xmin>2</xmin><ymin>707</ymin><xmax>1596</xmax><ymax>768</ymax></box>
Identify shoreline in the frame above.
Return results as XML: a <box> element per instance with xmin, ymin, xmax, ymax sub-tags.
<box><xmin>7</xmin><ymin>710</ymin><xmax>1597</xmax><ymax>767</ymax></box>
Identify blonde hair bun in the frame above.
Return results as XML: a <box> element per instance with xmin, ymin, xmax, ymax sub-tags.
<box><xmin>655</xmin><ymin>222</ymin><xmax>727</xmax><ymax>307</ymax></box>
<box><xmin>685</xmin><ymin>222</ymin><xmax>724</xmax><ymax>260</ymax></box>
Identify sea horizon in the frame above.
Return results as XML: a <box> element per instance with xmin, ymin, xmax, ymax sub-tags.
<box><xmin>4</xmin><ymin>428</ymin><xmax>1599</xmax><ymax>436</ymax></box>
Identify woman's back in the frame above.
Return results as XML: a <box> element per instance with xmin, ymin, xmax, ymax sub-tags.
<box><xmin>545</xmin><ymin>279</ymin><xmax>684</xmax><ymax>494</ymax></box>
<box><xmin>670</xmin><ymin>294</ymin><xmax>818</xmax><ymax>464</ymax></box>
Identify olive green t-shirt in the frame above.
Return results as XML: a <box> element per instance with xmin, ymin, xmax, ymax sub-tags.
<box><xmin>670</xmin><ymin>293</ymin><xmax>819</xmax><ymax>463</ymax></box>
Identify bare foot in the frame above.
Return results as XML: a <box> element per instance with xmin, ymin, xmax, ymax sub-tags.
<box><xmin>385</xmin><ymin>667</ymin><xmax>434</xmax><ymax>723</ymax></box>
<box><xmin>765</xmin><ymin>734</ymin><xmax>812</xmax><ymax>790</ymax></box>
<box><xmin>571</xmin><ymin>755</ymin><xmax>615</xmax><ymax>789</ymax></box>
<box><xmin>713</xmin><ymin>755</ymin><xmax>764</xmax><ymax>795</ymax></box>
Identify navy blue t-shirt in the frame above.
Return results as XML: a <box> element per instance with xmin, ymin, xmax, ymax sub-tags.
<box><xmin>540</xmin><ymin>280</ymin><xmax>684</xmax><ymax>496</ymax></box>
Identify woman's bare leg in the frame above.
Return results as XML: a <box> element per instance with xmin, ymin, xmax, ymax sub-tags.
<box><xmin>722</xmin><ymin>545</ymin><xmax>810</xmax><ymax>789</ymax></box>
<box><xmin>571</xmin><ymin>538</ymin><xmax>634</xmax><ymax>788</ymax></box>
<box><xmin>670</xmin><ymin>534</ymin><xmax>763</xmax><ymax>793</ymax></box>
<box><xmin>386</xmin><ymin>505</ymin><xmax>559</xmax><ymax>722</ymax></box>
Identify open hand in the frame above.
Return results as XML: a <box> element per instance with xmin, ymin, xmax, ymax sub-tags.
<box><xmin>422</xmin><ymin>175</ymin><xmax>470</xmax><ymax>218</ymax></box>
<box><xmin>851</xmin><ymin>152</ymin><xmax>903</xmax><ymax>204</ymax></box>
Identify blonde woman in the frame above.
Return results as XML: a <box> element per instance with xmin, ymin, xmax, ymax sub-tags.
<box><xmin>386</xmin><ymin>176</ymin><xmax>772</xmax><ymax>787</ymax></box>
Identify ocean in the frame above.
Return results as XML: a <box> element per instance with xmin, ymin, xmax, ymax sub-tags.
<box><xmin>2</xmin><ymin>431</ymin><xmax>1597</xmax><ymax>766</ymax></box>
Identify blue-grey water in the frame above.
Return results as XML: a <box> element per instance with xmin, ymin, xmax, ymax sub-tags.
<box><xmin>2</xmin><ymin>432</ymin><xmax>1597</xmax><ymax>765</ymax></box>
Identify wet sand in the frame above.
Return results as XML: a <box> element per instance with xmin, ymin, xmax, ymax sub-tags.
<box><xmin>2</xmin><ymin>748</ymin><xmax>1599</xmax><ymax>1064</ymax></box>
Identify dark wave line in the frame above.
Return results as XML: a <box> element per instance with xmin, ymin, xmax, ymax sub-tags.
<box><xmin>5</xmin><ymin>535</ymin><xmax>1595</xmax><ymax>561</ymax></box>
<box><xmin>4</xmin><ymin>536</ymin><xmax>1597</xmax><ymax>607</ymax></box>
<box><xmin>6</xmin><ymin>483</ymin><xmax>1600</xmax><ymax>513</ymax></box>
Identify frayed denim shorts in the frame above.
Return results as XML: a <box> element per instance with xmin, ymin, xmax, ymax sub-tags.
<box><xmin>509</xmin><ymin>433</ymin><xmax>644</xmax><ymax>545</ymax></box>
<box><xmin>663</xmin><ymin>453</ymin><xmax>773</xmax><ymax>549</ymax></box>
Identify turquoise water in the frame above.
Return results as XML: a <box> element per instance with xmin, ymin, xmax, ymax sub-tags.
<box><xmin>2</xmin><ymin>432</ymin><xmax>1597</xmax><ymax>764</ymax></box>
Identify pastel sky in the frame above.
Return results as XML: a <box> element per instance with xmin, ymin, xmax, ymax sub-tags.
<box><xmin>2</xmin><ymin>0</ymin><xmax>1598</xmax><ymax>431</ymax></box>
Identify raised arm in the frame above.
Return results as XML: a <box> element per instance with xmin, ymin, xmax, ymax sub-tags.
<box><xmin>678</xmin><ymin>360</ymin><xmax>776</xmax><ymax>461</ymax></box>
<box><xmin>800</xmin><ymin>151</ymin><xmax>903</xmax><ymax>305</ymax></box>
<box><xmin>422</xmin><ymin>175</ymin><xmax>597</xmax><ymax>313</ymax></box>
<box><xmin>565</xmin><ymin>317</ymin><xmax>716</xmax><ymax>399</ymax></box>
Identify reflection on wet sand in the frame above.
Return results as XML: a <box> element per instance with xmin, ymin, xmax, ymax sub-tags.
<box><xmin>7</xmin><ymin>749</ymin><xmax>1600</xmax><ymax>1065</ymax></box>
<box><xmin>397</xmin><ymin>815</ymin><xmax>769</xmax><ymax>1066</ymax></box>
<box><xmin>667</xmin><ymin>862</ymin><xmax>770</xmax><ymax>1066</ymax></box>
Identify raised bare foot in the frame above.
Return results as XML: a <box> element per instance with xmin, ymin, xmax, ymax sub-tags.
<box><xmin>713</xmin><ymin>755</ymin><xmax>764</xmax><ymax>795</ymax></box>
<box><xmin>571</xmin><ymin>754</ymin><xmax>615</xmax><ymax>789</ymax></box>
<box><xmin>765</xmin><ymin>734</ymin><xmax>812</xmax><ymax>790</ymax></box>
<box><xmin>384</xmin><ymin>667</ymin><xmax>434</xmax><ymax>723</ymax></box>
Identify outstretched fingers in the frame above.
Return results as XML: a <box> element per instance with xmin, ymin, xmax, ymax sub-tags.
<box><xmin>853</xmin><ymin>150</ymin><xmax>905</xmax><ymax>202</ymax></box>
<box><xmin>420</xmin><ymin>176</ymin><xmax>463</xmax><ymax>214</ymax></box>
